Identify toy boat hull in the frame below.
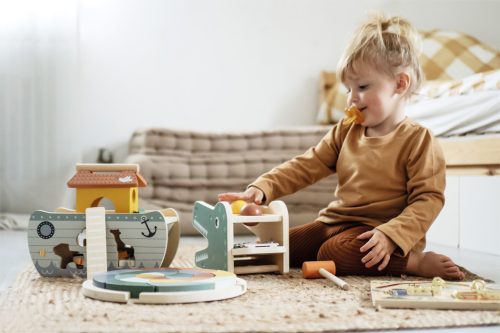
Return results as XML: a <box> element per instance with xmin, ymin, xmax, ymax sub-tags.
<box><xmin>28</xmin><ymin>209</ymin><xmax>180</xmax><ymax>277</ymax></box>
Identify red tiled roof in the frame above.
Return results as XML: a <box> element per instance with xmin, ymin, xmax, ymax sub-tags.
<box><xmin>67</xmin><ymin>170</ymin><xmax>147</xmax><ymax>188</ymax></box>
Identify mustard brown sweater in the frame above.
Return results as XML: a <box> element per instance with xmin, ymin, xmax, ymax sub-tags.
<box><xmin>250</xmin><ymin>118</ymin><xmax>446</xmax><ymax>256</ymax></box>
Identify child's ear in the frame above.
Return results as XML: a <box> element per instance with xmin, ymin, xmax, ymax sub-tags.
<box><xmin>395</xmin><ymin>72</ymin><xmax>411</xmax><ymax>95</ymax></box>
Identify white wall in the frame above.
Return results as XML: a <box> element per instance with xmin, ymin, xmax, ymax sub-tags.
<box><xmin>78</xmin><ymin>0</ymin><xmax>500</xmax><ymax>161</ymax></box>
<box><xmin>2</xmin><ymin>0</ymin><xmax>500</xmax><ymax>212</ymax></box>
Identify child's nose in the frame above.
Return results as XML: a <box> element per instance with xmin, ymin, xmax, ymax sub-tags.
<box><xmin>350</xmin><ymin>91</ymin><xmax>360</xmax><ymax>103</ymax></box>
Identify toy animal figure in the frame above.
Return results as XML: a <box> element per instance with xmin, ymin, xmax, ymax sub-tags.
<box><xmin>110</xmin><ymin>229</ymin><xmax>136</xmax><ymax>267</ymax></box>
<box><xmin>192</xmin><ymin>201</ymin><xmax>230</xmax><ymax>271</ymax></box>
<box><xmin>52</xmin><ymin>243</ymin><xmax>85</xmax><ymax>269</ymax></box>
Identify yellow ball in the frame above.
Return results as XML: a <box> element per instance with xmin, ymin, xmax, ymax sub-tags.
<box><xmin>231</xmin><ymin>200</ymin><xmax>247</xmax><ymax>214</ymax></box>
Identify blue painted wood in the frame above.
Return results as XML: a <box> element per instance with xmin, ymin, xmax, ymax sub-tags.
<box><xmin>193</xmin><ymin>201</ymin><xmax>229</xmax><ymax>271</ymax></box>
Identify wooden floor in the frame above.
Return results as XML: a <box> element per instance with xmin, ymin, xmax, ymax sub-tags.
<box><xmin>0</xmin><ymin>230</ymin><xmax>499</xmax><ymax>333</ymax></box>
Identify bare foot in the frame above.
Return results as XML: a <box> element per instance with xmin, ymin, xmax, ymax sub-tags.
<box><xmin>406</xmin><ymin>251</ymin><xmax>465</xmax><ymax>280</ymax></box>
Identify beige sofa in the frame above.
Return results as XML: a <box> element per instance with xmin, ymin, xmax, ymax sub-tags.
<box><xmin>125</xmin><ymin>126</ymin><xmax>337</xmax><ymax>234</ymax></box>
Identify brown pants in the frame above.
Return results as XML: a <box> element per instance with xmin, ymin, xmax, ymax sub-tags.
<box><xmin>289</xmin><ymin>220</ymin><xmax>408</xmax><ymax>276</ymax></box>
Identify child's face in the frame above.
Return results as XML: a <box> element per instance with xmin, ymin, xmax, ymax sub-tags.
<box><xmin>344</xmin><ymin>64</ymin><xmax>403</xmax><ymax>129</ymax></box>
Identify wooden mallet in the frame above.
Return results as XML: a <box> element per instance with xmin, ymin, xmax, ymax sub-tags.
<box><xmin>302</xmin><ymin>260</ymin><xmax>349</xmax><ymax>291</ymax></box>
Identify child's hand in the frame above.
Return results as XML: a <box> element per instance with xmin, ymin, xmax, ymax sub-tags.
<box><xmin>217</xmin><ymin>186</ymin><xmax>265</xmax><ymax>205</ymax></box>
<box><xmin>357</xmin><ymin>229</ymin><xmax>397</xmax><ymax>271</ymax></box>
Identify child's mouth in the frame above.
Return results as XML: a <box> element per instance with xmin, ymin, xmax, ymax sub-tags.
<box><xmin>344</xmin><ymin>105</ymin><xmax>365</xmax><ymax>125</ymax></box>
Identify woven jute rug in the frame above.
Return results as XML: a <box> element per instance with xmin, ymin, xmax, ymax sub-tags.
<box><xmin>1</xmin><ymin>238</ymin><xmax>499</xmax><ymax>333</ymax></box>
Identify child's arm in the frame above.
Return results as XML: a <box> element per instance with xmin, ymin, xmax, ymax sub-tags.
<box><xmin>248</xmin><ymin>124</ymin><xmax>345</xmax><ymax>204</ymax></box>
<box><xmin>375</xmin><ymin>131</ymin><xmax>446</xmax><ymax>257</ymax></box>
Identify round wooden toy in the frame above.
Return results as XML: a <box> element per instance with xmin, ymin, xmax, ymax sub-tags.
<box><xmin>240</xmin><ymin>203</ymin><xmax>262</xmax><ymax>227</ymax></box>
<box><xmin>239</xmin><ymin>203</ymin><xmax>262</xmax><ymax>216</ymax></box>
<box><xmin>82</xmin><ymin>267</ymin><xmax>247</xmax><ymax>304</ymax></box>
<box><xmin>230</xmin><ymin>200</ymin><xmax>247</xmax><ymax>214</ymax></box>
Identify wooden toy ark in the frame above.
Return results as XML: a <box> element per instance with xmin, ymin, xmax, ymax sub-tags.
<box><xmin>27</xmin><ymin>164</ymin><xmax>180</xmax><ymax>278</ymax></box>
<box><xmin>192</xmin><ymin>200</ymin><xmax>289</xmax><ymax>274</ymax></box>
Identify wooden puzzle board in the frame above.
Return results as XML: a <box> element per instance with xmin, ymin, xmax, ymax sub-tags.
<box><xmin>371</xmin><ymin>279</ymin><xmax>500</xmax><ymax>310</ymax></box>
<box><xmin>83</xmin><ymin>267</ymin><xmax>247</xmax><ymax>304</ymax></box>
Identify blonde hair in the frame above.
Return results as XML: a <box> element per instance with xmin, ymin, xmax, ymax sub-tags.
<box><xmin>337</xmin><ymin>13</ymin><xmax>423</xmax><ymax>97</ymax></box>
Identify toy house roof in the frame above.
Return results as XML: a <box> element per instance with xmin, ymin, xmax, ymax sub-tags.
<box><xmin>67</xmin><ymin>164</ymin><xmax>147</xmax><ymax>188</ymax></box>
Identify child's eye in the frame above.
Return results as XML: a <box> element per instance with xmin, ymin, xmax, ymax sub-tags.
<box><xmin>359</xmin><ymin>84</ymin><xmax>369</xmax><ymax>90</ymax></box>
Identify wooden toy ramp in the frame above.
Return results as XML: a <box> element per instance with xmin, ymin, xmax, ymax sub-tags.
<box><xmin>192</xmin><ymin>200</ymin><xmax>289</xmax><ymax>274</ymax></box>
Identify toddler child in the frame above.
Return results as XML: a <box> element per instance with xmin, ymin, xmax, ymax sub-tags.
<box><xmin>219</xmin><ymin>14</ymin><xmax>464</xmax><ymax>280</ymax></box>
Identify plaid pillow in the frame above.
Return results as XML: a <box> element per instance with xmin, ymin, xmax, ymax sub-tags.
<box><xmin>317</xmin><ymin>30</ymin><xmax>500</xmax><ymax>124</ymax></box>
<box><xmin>421</xmin><ymin>30</ymin><xmax>500</xmax><ymax>80</ymax></box>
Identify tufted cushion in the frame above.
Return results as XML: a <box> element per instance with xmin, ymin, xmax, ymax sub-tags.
<box><xmin>317</xmin><ymin>30</ymin><xmax>500</xmax><ymax>124</ymax></box>
<box><xmin>126</xmin><ymin>127</ymin><xmax>337</xmax><ymax>234</ymax></box>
